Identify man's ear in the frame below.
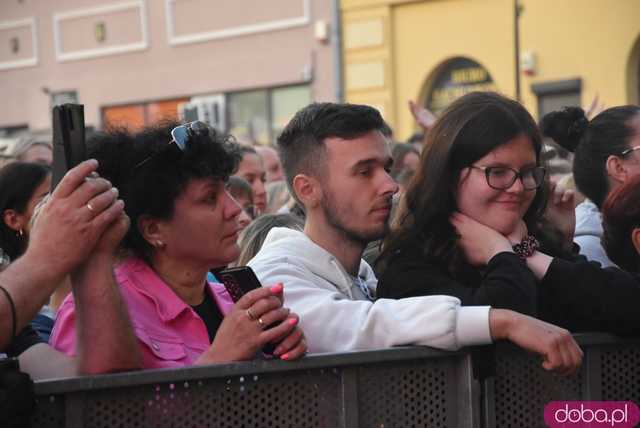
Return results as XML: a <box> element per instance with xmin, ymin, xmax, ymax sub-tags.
<box><xmin>606</xmin><ymin>155</ymin><xmax>630</xmax><ymax>184</ymax></box>
<box><xmin>2</xmin><ymin>209</ymin><xmax>25</xmax><ymax>233</ymax></box>
<box><xmin>292</xmin><ymin>174</ymin><xmax>322</xmax><ymax>209</ymax></box>
<box><xmin>137</xmin><ymin>215</ymin><xmax>166</xmax><ymax>248</ymax></box>
<box><xmin>632</xmin><ymin>227</ymin><xmax>640</xmax><ymax>257</ymax></box>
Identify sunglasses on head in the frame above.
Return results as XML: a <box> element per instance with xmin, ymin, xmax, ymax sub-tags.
<box><xmin>134</xmin><ymin>121</ymin><xmax>210</xmax><ymax>170</ymax></box>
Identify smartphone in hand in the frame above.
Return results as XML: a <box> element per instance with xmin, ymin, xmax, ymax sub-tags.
<box><xmin>51</xmin><ymin>104</ymin><xmax>86</xmax><ymax>190</ymax></box>
<box><xmin>218</xmin><ymin>266</ymin><xmax>282</xmax><ymax>354</ymax></box>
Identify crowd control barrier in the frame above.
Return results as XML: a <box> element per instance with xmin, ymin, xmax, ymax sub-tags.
<box><xmin>28</xmin><ymin>333</ymin><xmax>639</xmax><ymax>428</ymax></box>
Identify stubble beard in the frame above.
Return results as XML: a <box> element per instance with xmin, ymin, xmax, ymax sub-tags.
<box><xmin>321</xmin><ymin>190</ymin><xmax>390</xmax><ymax>247</ymax></box>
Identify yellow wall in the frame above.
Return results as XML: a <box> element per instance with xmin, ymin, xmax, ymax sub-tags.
<box><xmin>342</xmin><ymin>0</ymin><xmax>640</xmax><ymax>140</ymax></box>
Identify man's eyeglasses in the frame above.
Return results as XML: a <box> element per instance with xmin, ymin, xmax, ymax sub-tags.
<box><xmin>469</xmin><ymin>165</ymin><xmax>546</xmax><ymax>191</ymax></box>
<box><xmin>134</xmin><ymin>121</ymin><xmax>210</xmax><ymax>169</ymax></box>
<box><xmin>620</xmin><ymin>146</ymin><xmax>640</xmax><ymax>157</ymax></box>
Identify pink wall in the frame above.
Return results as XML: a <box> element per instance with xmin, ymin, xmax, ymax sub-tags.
<box><xmin>0</xmin><ymin>0</ymin><xmax>336</xmax><ymax>131</ymax></box>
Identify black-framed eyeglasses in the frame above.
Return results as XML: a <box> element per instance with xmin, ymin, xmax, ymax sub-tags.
<box><xmin>134</xmin><ymin>121</ymin><xmax>211</xmax><ymax>169</ymax></box>
<box><xmin>470</xmin><ymin>165</ymin><xmax>546</xmax><ymax>190</ymax></box>
<box><xmin>620</xmin><ymin>146</ymin><xmax>640</xmax><ymax>157</ymax></box>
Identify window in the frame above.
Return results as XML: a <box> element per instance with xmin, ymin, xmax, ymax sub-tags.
<box><xmin>531</xmin><ymin>78</ymin><xmax>582</xmax><ymax>118</ymax></box>
<box><xmin>228</xmin><ymin>84</ymin><xmax>311</xmax><ymax>145</ymax></box>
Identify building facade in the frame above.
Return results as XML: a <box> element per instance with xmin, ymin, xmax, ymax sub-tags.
<box><xmin>341</xmin><ymin>0</ymin><xmax>640</xmax><ymax>140</ymax></box>
<box><xmin>0</xmin><ymin>0</ymin><xmax>339</xmax><ymax>144</ymax></box>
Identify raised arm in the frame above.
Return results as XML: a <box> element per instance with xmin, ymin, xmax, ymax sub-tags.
<box><xmin>0</xmin><ymin>160</ymin><xmax>119</xmax><ymax>349</ymax></box>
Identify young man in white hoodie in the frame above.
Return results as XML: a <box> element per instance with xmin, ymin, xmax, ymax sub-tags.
<box><xmin>249</xmin><ymin>103</ymin><xmax>582</xmax><ymax>373</ymax></box>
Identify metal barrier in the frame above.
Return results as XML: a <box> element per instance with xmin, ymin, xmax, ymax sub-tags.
<box><xmin>484</xmin><ymin>334</ymin><xmax>640</xmax><ymax>428</ymax></box>
<box><xmin>30</xmin><ymin>347</ymin><xmax>478</xmax><ymax>428</ymax></box>
<box><xmin>28</xmin><ymin>334</ymin><xmax>640</xmax><ymax>428</ymax></box>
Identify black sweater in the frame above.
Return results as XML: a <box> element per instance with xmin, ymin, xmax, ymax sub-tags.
<box><xmin>377</xmin><ymin>243</ymin><xmax>640</xmax><ymax>336</ymax></box>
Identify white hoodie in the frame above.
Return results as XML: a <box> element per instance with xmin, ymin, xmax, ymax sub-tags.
<box><xmin>248</xmin><ymin>227</ymin><xmax>493</xmax><ymax>353</ymax></box>
<box><xmin>574</xmin><ymin>200</ymin><xmax>616</xmax><ymax>268</ymax></box>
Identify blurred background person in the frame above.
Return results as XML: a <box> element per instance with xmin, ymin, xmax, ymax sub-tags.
<box><xmin>541</xmin><ymin>105</ymin><xmax>640</xmax><ymax>267</ymax></box>
<box><xmin>233</xmin><ymin>146</ymin><xmax>267</xmax><ymax>216</ymax></box>
<box><xmin>236</xmin><ymin>213</ymin><xmax>304</xmax><ymax>267</ymax></box>
<box><xmin>266</xmin><ymin>180</ymin><xmax>293</xmax><ymax>214</ymax></box>
<box><xmin>255</xmin><ymin>145</ymin><xmax>285</xmax><ymax>183</ymax></box>
<box><xmin>227</xmin><ymin>176</ymin><xmax>254</xmax><ymax>232</ymax></box>
<box><xmin>0</xmin><ymin>162</ymin><xmax>69</xmax><ymax>341</ymax></box>
<box><xmin>13</xmin><ymin>137</ymin><xmax>53</xmax><ymax>166</ymax></box>
<box><xmin>602</xmin><ymin>174</ymin><xmax>640</xmax><ymax>273</ymax></box>
<box><xmin>390</xmin><ymin>143</ymin><xmax>420</xmax><ymax>180</ymax></box>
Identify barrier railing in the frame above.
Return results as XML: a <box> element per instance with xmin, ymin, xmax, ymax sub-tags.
<box><xmin>29</xmin><ymin>334</ymin><xmax>640</xmax><ymax>428</ymax></box>
<box><xmin>484</xmin><ymin>334</ymin><xmax>640</xmax><ymax>428</ymax></box>
<box><xmin>31</xmin><ymin>347</ymin><xmax>477</xmax><ymax>428</ymax></box>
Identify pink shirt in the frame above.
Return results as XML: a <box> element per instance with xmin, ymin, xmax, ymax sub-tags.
<box><xmin>50</xmin><ymin>257</ymin><xmax>235</xmax><ymax>369</ymax></box>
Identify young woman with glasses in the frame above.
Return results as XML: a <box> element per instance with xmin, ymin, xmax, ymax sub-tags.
<box><xmin>376</xmin><ymin>92</ymin><xmax>640</xmax><ymax>336</ymax></box>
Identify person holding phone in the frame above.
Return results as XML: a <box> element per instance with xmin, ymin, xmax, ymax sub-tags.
<box><xmin>0</xmin><ymin>159</ymin><xmax>141</xmax><ymax>378</ymax></box>
<box><xmin>50</xmin><ymin>123</ymin><xmax>306</xmax><ymax>368</ymax></box>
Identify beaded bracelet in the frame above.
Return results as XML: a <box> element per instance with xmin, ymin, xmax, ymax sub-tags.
<box><xmin>0</xmin><ymin>285</ymin><xmax>16</xmax><ymax>341</ymax></box>
<box><xmin>512</xmin><ymin>235</ymin><xmax>540</xmax><ymax>261</ymax></box>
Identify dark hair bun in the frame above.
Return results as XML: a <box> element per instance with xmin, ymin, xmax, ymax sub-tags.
<box><xmin>540</xmin><ymin>107</ymin><xmax>588</xmax><ymax>153</ymax></box>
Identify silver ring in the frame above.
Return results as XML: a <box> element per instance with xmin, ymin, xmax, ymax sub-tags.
<box><xmin>257</xmin><ymin>317</ymin><xmax>265</xmax><ymax>329</ymax></box>
<box><xmin>86</xmin><ymin>202</ymin><xmax>96</xmax><ymax>213</ymax></box>
<box><xmin>246</xmin><ymin>308</ymin><xmax>257</xmax><ymax>321</ymax></box>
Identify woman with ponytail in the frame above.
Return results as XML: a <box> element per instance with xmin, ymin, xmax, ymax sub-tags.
<box><xmin>540</xmin><ymin>105</ymin><xmax>640</xmax><ymax>267</ymax></box>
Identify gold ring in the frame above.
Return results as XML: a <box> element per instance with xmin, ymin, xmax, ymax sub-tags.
<box><xmin>86</xmin><ymin>202</ymin><xmax>96</xmax><ymax>212</ymax></box>
<box><xmin>246</xmin><ymin>308</ymin><xmax>257</xmax><ymax>321</ymax></box>
<box><xmin>257</xmin><ymin>317</ymin><xmax>265</xmax><ymax>329</ymax></box>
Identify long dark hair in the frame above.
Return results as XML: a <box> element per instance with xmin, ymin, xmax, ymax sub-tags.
<box><xmin>0</xmin><ymin>162</ymin><xmax>51</xmax><ymax>260</ymax></box>
<box><xmin>541</xmin><ymin>105</ymin><xmax>640</xmax><ymax>209</ymax></box>
<box><xmin>378</xmin><ymin>92</ymin><xmax>547</xmax><ymax>277</ymax></box>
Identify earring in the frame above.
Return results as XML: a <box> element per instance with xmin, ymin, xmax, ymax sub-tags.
<box><xmin>17</xmin><ymin>229</ymin><xmax>24</xmax><ymax>237</ymax></box>
<box><xmin>155</xmin><ymin>240</ymin><xmax>165</xmax><ymax>248</ymax></box>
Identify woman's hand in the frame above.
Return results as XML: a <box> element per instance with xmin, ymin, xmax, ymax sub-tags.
<box><xmin>451</xmin><ymin>212</ymin><xmax>513</xmax><ymax>266</ymax></box>
<box><xmin>196</xmin><ymin>283</ymin><xmax>306</xmax><ymax>364</ymax></box>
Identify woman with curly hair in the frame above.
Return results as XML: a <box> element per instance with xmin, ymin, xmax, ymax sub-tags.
<box><xmin>51</xmin><ymin>122</ymin><xmax>306</xmax><ymax>368</ymax></box>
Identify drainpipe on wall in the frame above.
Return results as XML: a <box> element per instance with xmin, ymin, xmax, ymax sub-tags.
<box><xmin>332</xmin><ymin>0</ymin><xmax>344</xmax><ymax>102</ymax></box>
<box><xmin>514</xmin><ymin>0</ymin><xmax>522</xmax><ymax>102</ymax></box>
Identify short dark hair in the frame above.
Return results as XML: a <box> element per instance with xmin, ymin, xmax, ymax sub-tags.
<box><xmin>541</xmin><ymin>105</ymin><xmax>640</xmax><ymax>208</ymax></box>
<box><xmin>0</xmin><ymin>162</ymin><xmax>51</xmax><ymax>260</ymax></box>
<box><xmin>277</xmin><ymin>102</ymin><xmax>388</xmax><ymax>203</ymax></box>
<box><xmin>89</xmin><ymin>122</ymin><xmax>240</xmax><ymax>262</ymax></box>
<box><xmin>602</xmin><ymin>174</ymin><xmax>640</xmax><ymax>273</ymax></box>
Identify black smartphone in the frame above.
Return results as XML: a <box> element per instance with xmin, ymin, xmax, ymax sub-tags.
<box><xmin>51</xmin><ymin>104</ymin><xmax>87</xmax><ymax>190</ymax></box>
<box><xmin>218</xmin><ymin>266</ymin><xmax>263</xmax><ymax>303</ymax></box>
<box><xmin>218</xmin><ymin>266</ymin><xmax>281</xmax><ymax>355</ymax></box>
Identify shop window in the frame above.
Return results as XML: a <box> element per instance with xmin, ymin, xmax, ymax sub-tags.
<box><xmin>531</xmin><ymin>78</ymin><xmax>581</xmax><ymax>118</ymax></box>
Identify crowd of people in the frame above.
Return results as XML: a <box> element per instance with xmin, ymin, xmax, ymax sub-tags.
<box><xmin>1</xmin><ymin>91</ymin><xmax>639</xmax><ymax>393</ymax></box>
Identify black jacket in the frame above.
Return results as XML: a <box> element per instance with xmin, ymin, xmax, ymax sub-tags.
<box><xmin>377</xmin><ymin>242</ymin><xmax>640</xmax><ymax>336</ymax></box>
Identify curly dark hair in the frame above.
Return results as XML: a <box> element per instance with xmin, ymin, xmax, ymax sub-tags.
<box><xmin>602</xmin><ymin>174</ymin><xmax>640</xmax><ymax>273</ymax></box>
<box><xmin>88</xmin><ymin>121</ymin><xmax>240</xmax><ymax>262</ymax></box>
<box><xmin>541</xmin><ymin>105</ymin><xmax>640</xmax><ymax>209</ymax></box>
<box><xmin>378</xmin><ymin>92</ymin><xmax>547</xmax><ymax>278</ymax></box>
